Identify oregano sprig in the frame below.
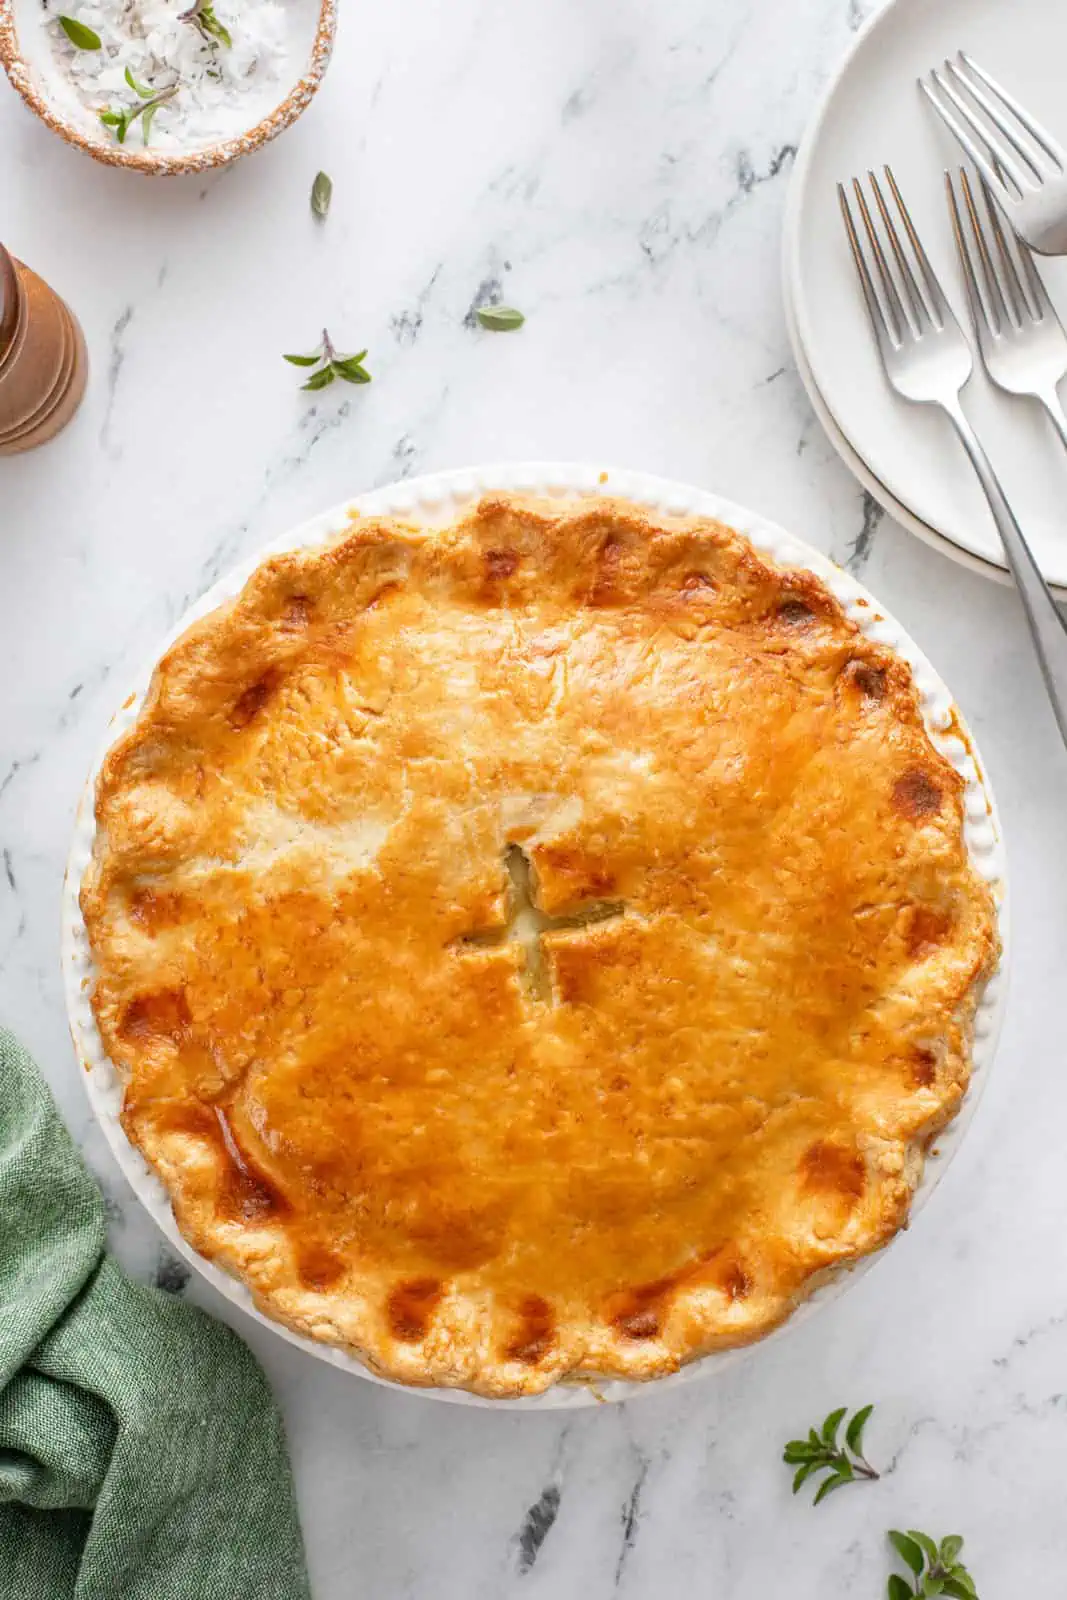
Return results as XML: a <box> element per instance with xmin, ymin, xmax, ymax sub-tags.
<box><xmin>99</xmin><ymin>68</ymin><xmax>179</xmax><ymax>144</ymax></box>
<box><xmin>782</xmin><ymin>1404</ymin><xmax>879</xmax><ymax>1504</ymax></box>
<box><xmin>179</xmin><ymin>0</ymin><xmax>232</xmax><ymax>48</ymax></box>
<box><xmin>283</xmin><ymin>330</ymin><xmax>372</xmax><ymax>392</ymax></box>
<box><xmin>887</xmin><ymin>1530</ymin><xmax>978</xmax><ymax>1598</ymax></box>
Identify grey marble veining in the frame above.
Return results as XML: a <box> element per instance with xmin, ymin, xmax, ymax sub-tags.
<box><xmin>2</xmin><ymin>0</ymin><xmax>1066</xmax><ymax>1594</ymax></box>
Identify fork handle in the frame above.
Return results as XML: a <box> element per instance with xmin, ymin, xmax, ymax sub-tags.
<box><xmin>940</xmin><ymin>394</ymin><xmax>1067</xmax><ymax>747</ymax></box>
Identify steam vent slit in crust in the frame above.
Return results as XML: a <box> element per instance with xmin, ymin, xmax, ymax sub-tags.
<box><xmin>80</xmin><ymin>493</ymin><xmax>999</xmax><ymax>1396</ymax></box>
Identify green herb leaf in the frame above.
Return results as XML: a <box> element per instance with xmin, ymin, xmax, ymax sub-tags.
<box><xmin>331</xmin><ymin>356</ymin><xmax>371</xmax><ymax>384</ymax></box>
<box><xmin>475</xmin><ymin>305</ymin><xmax>525</xmax><ymax>332</ymax></box>
<box><xmin>909</xmin><ymin>1532</ymin><xmax>940</xmax><ymax>1567</ymax></box>
<box><xmin>311</xmin><ymin>170</ymin><xmax>333</xmax><ymax>220</ymax></box>
<box><xmin>941</xmin><ymin>1582</ymin><xmax>974</xmax><ymax>1599</ymax></box>
<box><xmin>922</xmin><ymin>1579</ymin><xmax>945</xmax><ymax>1598</ymax></box>
<box><xmin>812</xmin><ymin>1473</ymin><xmax>848</xmax><ymax>1506</ymax></box>
<box><xmin>939</xmin><ymin>1538</ymin><xmax>964</xmax><ymax>1567</ymax></box>
<box><xmin>200</xmin><ymin>6</ymin><xmax>232</xmax><ymax>47</ymax></box>
<box><xmin>283</xmin><ymin>352</ymin><xmax>323</xmax><ymax>367</ymax></box>
<box><xmin>141</xmin><ymin>102</ymin><xmax>159</xmax><ymax>143</ymax></box>
<box><xmin>124</xmin><ymin>66</ymin><xmax>155</xmax><ymax>98</ymax></box>
<box><xmin>821</xmin><ymin>1408</ymin><xmax>848</xmax><ymax>1447</ymax></box>
<box><xmin>180</xmin><ymin>0</ymin><xmax>231</xmax><ymax>47</ymax></box>
<box><xmin>99</xmin><ymin>106</ymin><xmax>134</xmax><ymax>143</ymax></box>
<box><xmin>889</xmin><ymin>1533</ymin><xmax>925</xmax><ymax>1577</ymax></box>
<box><xmin>792</xmin><ymin>1462</ymin><xmax>818</xmax><ymax>1495</ymax></box>
<box><xmin>888</xmin><ymin>1578</ymin><xmax>913</xmax><ymax>1600</ymax></box>
<box><xmin>845</xmin><ymin>1404</ymin><xmax>874</xmax><ymax>1453</ymax></box>
<box><xmin>57</xmin><ymin>14</ymin><xmax>101</xmax><ymax>48</ymax></box>
<box><xmin>302</xmin><ymin>367</ymin><xmax>336</xmax><ymax>392</ymax></box>
<box><xmin>947</xmin><ymin>1573</ymin><xmax>976</xmax><ymax>1598</ymax></box>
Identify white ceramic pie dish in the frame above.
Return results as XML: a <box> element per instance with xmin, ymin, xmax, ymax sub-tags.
<box><xmin>62</xmin><ymin>462</ymin><xmax>1009</xmax><ymax>1409</ymax></box>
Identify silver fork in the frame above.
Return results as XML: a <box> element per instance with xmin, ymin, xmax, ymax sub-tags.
<box><xmin>945</xmin><ymin>167</ymin><xmax>1067</xmax><ymax>450</ymax></box>
<box><xmin>947</xmin><ymin>168</ymin><xmax>1067</xmax><ymax>451</ymax></box>
<box><xmin>839</xmin><ymin>167</ymin><xmax>1067</xmax><ymax>745</ymax></box>
<box><xmin>921</xmin><ymin>53</ymin><xmax>1067</xmax><ymax>256</ymax></box>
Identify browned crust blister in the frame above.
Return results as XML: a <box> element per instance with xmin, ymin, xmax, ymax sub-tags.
<box><xmin>80</xmin><ymin>496</ymin><xmax>999</xmax><ymax>1396</ymax></box>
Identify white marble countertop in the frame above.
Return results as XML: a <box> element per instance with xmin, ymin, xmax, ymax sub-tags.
<box><xmin>3</xmin><ymin>0</ymin><xmax>1066</xmax><ymax>1593</ymax></box>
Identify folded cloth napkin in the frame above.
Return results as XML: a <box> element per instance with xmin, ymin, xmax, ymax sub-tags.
<box><xmin>0</xmin><ymin>1028</ymin><xmax>312</xmax><ymax>1600</ymax></box>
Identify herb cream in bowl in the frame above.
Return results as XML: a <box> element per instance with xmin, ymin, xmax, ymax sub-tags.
<box><xmin>0</xmin><ymin>0</ymin><xmax>335</xmax><ymax>173</ymax></box>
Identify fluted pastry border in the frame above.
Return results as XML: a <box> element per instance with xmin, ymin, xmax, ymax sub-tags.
<box><xmin>62</xmin><ymin>462</ymin><xmax>1008</xmax><ymax>1410</ymax></box>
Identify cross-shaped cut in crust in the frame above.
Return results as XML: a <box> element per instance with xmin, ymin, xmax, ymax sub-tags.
<box><xmin>455</xmin><ymin>843</ymin><xmax>625</xmax><ymax>1002</ymax></box>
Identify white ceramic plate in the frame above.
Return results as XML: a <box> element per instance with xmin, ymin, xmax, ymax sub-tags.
<box><xmin>62</xmin><ymin>463</ymin><xmax>1009</xmax><ymax>1410</ymax></box>
<box><xmin>783</xmin><ymin>248</ymin><xmax>1018</xmax><ymax>591</ymax></box>
<box><xmin>785</xmin><ymin>0</ymin><xmax>1067</xmax><ymax>587</ymax></box>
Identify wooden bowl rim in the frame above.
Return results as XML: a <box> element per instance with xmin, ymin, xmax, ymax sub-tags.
<box><xmin>0</xmin><ymin>0</ymin><xmax>337</xmax><ymax>175</ymax></box>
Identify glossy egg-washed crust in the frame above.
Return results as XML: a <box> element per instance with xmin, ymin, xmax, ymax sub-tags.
<box><xmin>81</xmin><ymin>495</ymin><xmax>998</xmax><ymax>1396</ymax></box>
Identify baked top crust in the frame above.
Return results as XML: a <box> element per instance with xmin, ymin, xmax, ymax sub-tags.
<box><xmin>80</xmin><ymin>494</ymin><xmax>998</xmax><ymax>1396</ymax></box>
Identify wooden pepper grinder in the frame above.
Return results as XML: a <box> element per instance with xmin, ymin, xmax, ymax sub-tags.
<box><xmin>0</xmin><ymin>244</ymin><xmax>88</xmax><ymax>456</ymax></box>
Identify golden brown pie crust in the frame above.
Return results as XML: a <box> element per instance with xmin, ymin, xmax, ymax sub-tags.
<box><xmin>80</xmin><ymin>494</ymin><xmax>999</xmax><ymax>1395</ymax></box>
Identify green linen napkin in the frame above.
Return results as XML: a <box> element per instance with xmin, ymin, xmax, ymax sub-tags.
<box><xmin>0</xmin><ymin>1027</ymin><xmax>312</xmax><ymax>1600</ymax></box>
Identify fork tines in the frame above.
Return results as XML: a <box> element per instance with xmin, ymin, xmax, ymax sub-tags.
<box><xmin>921</xmin><ymin>53</ymin><xmax>1067</xmax><ymax>253</ymax></box>
<box><xmin>838</xmin><ymin>167</ymin><xmax>949</xmax><ymax>351</ymax></box>
<box><xmin>945</xmin><ymin>167</ymin><xmax>1051</xmax><ymax>335</ymax></box>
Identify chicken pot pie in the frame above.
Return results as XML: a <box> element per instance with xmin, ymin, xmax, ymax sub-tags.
<box><xmin>81</xmin><ymin>494</ymin><xmax>998</xmax><ymax>1396</ymax></box>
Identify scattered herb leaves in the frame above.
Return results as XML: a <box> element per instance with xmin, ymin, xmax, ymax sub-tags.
<box><xmin>887</xmin><ymin>1531</ymin><xmax>978</xmax><ymax>1598</ymax></box>
<box><xmin>284</xmin><ymin>330</ymin><xmax>372</xmax><ymax>391</ymax></box>
<box><xmin>199</xmin><ymin>8</ymin><xmax>232</xmax><ymax>47</ymax></box>
<box><xmin>311</xmin><ymin>171</ymin><xmax>333</xmax><ymax>220</ymax></box>
<box><xmin>179</xmin><ymin>0</ymin><xmax>232</xmax><ymax>48</ymax></box>
<box><xmin>99</xmin><ymin>70</ymin><xmax>180</xmax><ymax>145</ymax></box>
<box><xmin>783</xmin><ymin>1404</ymin><xmax>879</xmax><ymax>1505</ymax></box>
<box><xmin>57</xmin><ymin>14</ymin><xmax>101</xmax><ymax>48</ymax></box>
<box><xmin>475</xmin><ymin>305</ymin><xmax>525</xmax><ymax>332</ymax></box>
<box><xmin>141</xmin><ymin>98</ymin><xmax>162</xmax><ymax>142</ymax></box>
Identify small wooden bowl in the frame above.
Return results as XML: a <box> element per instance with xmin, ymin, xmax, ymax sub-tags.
<box><xmin>0</xmin><ymin>0</ymin><xmax>336</xmax><ymax>175</ymax></box>
<box><xmin>0</xmin><ymin>247</ymin><xmax>88</xmax><ymax>454</ymax></box>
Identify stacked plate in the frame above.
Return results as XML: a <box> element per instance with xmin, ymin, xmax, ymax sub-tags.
<box><xmin>784</xmin><ymin>0</ymin><xmax>1067</xmax><ymax>595</ymax></box>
